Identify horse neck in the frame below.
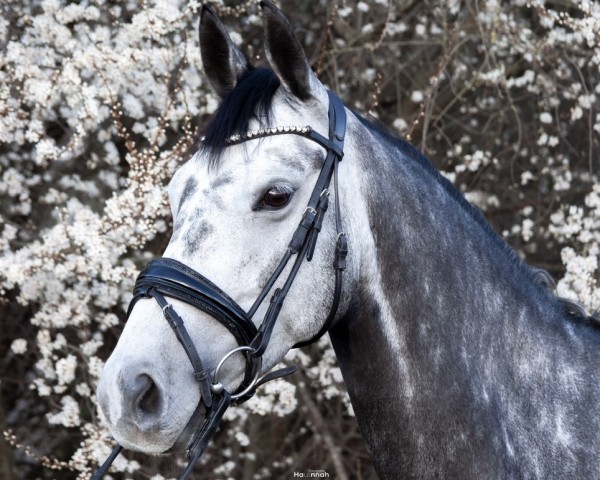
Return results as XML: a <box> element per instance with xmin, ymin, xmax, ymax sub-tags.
<box><xmin>329</xmin><ymin>119</ymin><xmax>600</xmax><ymax>478</ymax></box>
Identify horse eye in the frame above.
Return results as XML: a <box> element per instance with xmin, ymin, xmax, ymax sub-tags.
<box><xmin>259</xmin><ymin>186</ymin><xmax>293</xmax><ymax>210</ymax></box>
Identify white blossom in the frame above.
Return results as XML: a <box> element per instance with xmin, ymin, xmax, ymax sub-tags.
<box><xmin>47</xmin><ymin>395</ymin><xmax>81</xmax><ymax>427</ymax></box>
<box><xmin>410</xmin><ymin>90</ymin><xmax>423</xmax><ymax>103</ymax></box>
<box><xmin>522</xmin><ymin>219</ymin><xmax>535</xmax><ymax>242</ymax></box>
<box><xmin>10</xmin><ymin>338</ymin><xmax>28</xmax><ymax>354</ymax></box>
<box><xmin>2</xmin><ymin>0</ymin><xmax>599</xmax><ymax>476</ymax></box>
<box><xmin>55</xmin><ymin>354</ymin><xmax>77</xmax><ymax>385</ymax></box>
<box><xmin>571</xmin><ymin>105</ymin><xmax>583</xmax><ymax>120</ymax></box>
<box><xmin>235</xmin><ymin>431</ymin><xmax>250</xmax><ymax>447</ymax></box>
<box><xmin>357</xmin><ymin>2</ymin><xmax>370</xmax><ymax>12</ymax></box>
<box><xmin>540</xmin><ymin>112</ymin><xmax>553</xmax><ymax>124</ymax></box>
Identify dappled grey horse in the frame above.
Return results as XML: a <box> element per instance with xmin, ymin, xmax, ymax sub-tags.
<box><xmin>96</xmin><ymin>2</ymin><xmax>600</xmax><ymax>478</ymax></box>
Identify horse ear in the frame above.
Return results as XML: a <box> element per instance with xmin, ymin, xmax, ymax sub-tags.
<box><xmin>199</xmin><ymin>4</ymin><xmax>249</xmax><ymax>98</ymax></box>
<box><xmin>260</xmin><ymin>1</ymin><xmax>314</xmax><ymax>101</ymax></box>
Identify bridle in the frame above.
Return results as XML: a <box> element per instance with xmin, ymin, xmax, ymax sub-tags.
<box><xmin>92</xmin><ymin>90</ymin><xmax>348</xmax><ymax>480</ymax></box>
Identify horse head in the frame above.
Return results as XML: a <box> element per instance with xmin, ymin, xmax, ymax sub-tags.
<box><xmin>96</xmin><ymin>1</ymin><xmax>361</xmax><ymax>459</ymax></box>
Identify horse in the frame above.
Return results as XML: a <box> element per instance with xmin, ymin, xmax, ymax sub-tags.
<box><xmin>96</xmin><ymin>2</ymin><xmax>600</xmax><ymax>478</ymax></box>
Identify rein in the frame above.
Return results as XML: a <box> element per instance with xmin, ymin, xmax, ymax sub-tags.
<box><xmin>92</xmin><ymin>90</ymin><xmax>347</xmax><ymax>479</ymax></box>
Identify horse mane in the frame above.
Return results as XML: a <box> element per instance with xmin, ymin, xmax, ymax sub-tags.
<box><xmin>197</xmin><ymin>67</ymin><xmax>281</xmax><ymax>167</ymax></box>
<box><xmin>355</xmin><ymin>114</ymin><xmax>600</xmax><ymax>329</ymax></box>
<box><xmin>354</xmin><ymin>113</ymin><xmax>525</xmax><ymax>265</ymax></box>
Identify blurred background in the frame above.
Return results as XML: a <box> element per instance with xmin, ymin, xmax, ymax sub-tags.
<box><xmin>1</xmin><ymin>0</ymin><xmax>599</xmax><ymax>478</ymax></box>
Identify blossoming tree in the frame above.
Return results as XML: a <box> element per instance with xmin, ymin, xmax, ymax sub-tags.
<box><xmin>1</xmin><ymin>0</ymin><xmax>598</xmax><ymax>478</ymax></box>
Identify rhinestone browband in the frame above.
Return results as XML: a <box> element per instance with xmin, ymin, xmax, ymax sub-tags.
<box><xmin>202</xmin><ymin>126</ymin><xmax>312</xmax><ymax>145</ymax></box>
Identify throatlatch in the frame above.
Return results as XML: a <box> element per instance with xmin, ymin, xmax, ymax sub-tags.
<box><xmin>92</xmin><ymin>90</ymin><xmax>347</xmax><ymax>480</ymax></box>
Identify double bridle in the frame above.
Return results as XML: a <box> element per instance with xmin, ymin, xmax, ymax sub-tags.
<box><xmin>93</xmin><ymin>90</ymin><xmax>348</xmax><ymax>480</ymax></box>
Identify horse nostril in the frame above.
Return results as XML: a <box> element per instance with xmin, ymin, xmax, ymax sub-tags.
<box><xmin>135</xmin><ymin>374</ymin><xmax>161</xmax><ymax>415</ymax></box>
<box><xmin>123</xmin><ymin>372</ymin><xmax>163</xmax><ymax>420</ymax></box>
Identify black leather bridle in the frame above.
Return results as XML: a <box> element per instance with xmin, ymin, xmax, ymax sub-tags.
<box><xmin>92</xmin><ymin>90</ymin><xmax>348</xmax><ymax>479</ymax></box>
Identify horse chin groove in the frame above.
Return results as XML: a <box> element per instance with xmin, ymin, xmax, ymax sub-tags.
<box><xmin>168</xmin><ymin>402</ymin><xmax>209</xmax><ymax>453</ymax></box>
<box><xmin>112</xmin><ymin>423</ymin><xmax>178</xmax><ymax>454</ymax></box>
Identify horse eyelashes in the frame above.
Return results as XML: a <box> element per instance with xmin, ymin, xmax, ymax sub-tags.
<box><xmin>256</xmin><ymin>185</ymin><xmax>294</xmax><ymax>210</ymax></box>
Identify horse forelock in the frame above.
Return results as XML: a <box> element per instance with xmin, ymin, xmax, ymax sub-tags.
<box><xmin>195</xmin><ymin>67</ymin><xmax>281</xmax><ymax>167</ymax></box>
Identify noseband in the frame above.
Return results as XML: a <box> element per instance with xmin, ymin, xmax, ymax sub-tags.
<box><xmin>93</xmin><ymin>91</ymin><xmax>347</xmax><ymax>479</ymax></box>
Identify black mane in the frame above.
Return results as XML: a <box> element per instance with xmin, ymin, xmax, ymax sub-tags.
<box><xmin>198</xmin><ymin>67</ymin><xmax>280</xmax><ymax>166</ymax></box>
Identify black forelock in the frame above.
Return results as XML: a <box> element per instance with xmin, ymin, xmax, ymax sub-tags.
<box><xmin>197</xmin><ymin>67</ymin><xmax>281</xmax><ymax>166</ymax></box>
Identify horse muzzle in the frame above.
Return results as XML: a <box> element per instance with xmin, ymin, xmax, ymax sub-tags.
<box><xmin>97</xmin><ymin>360</ymin><xmax>188</xmax><ymax>453</ymax></box>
